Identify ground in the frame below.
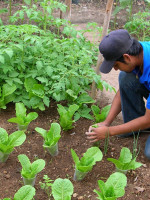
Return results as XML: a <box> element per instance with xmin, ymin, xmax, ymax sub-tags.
<box><xmin>0</xmin><ymin>1</ymin><xmax>150</xmax><ymax>200</ymax></box>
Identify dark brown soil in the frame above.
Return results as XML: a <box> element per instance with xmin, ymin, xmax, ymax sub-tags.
<box><xmin>0</xmin><ymin>1</ymin><xmax>150</xmax><ymax>200</ymax></box>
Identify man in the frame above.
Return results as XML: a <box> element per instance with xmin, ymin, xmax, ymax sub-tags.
<box><xmin>86</xmin><ymin>29</ymin><xmax>150</xmax><ymax>159</ymax></box>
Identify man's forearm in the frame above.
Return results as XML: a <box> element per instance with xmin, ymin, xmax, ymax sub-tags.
<box><xmin>109</xmin><ymin>112</ymin><xmax>150</xmax><ymax>136</ymax></box>
<box><xmin>105</xmin><ymin>90</ymin><xmax>122</xmax><ymax>125</ymax></box>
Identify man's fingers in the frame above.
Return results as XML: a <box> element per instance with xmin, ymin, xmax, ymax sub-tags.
<box><xmin>85</xmin><ymin>131</ymin><xmax>96</xmax><ymax>136</ymax></box>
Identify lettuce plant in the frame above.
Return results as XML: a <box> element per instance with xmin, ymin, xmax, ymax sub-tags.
<box><xmin>52</xmin><ymin>178</ymin><xmax>74</xmax><ymax>200</ymax></box>
<box><xmin>35</xmin><ymin>123</ymin><xmax>61</xmax><ymax>156</ymax></box>
<box><xmin>2</xmin><ymin>185</ymin><xmax>36</xmax><ymax>200</ymax></box>
<box><xmin>18</xmin><ymin>154</ymin><xmax>45</xmax><ymax>186</ymax></box>
<box><xmin>0</xmin><ymin>83</ymin><xmax>16</xmax><ymax>109</ymax></box>
<box><xmin>94</xmin><ymin>172</ymin><xmax>127</xmax><ymax>200</ymax></box>
<box><xmin>0</xmin><ymin>128</ymin><xmax>26</xmax><ymax>162</ymax></box>
<box><xmin>8</xmin><ymin>103</ymin><xmax>38</xmax><ymax>131</ymax></box>
<box><xmin>71</xmin><ymin>147</ymin><xmax>103</xmax><ymax>180</ymax></box>
<box><xmin>91</xmin><ymin>104</ymin><xmax>111</xmax><ymax>123</ymax></box>
<box><xmin>57</xmin><ymin>104</ymin><xmax>79</xmax><ymax>131</ymax></box>
<box><xmin>107</xmin><ymin>147</ymin><xmax>142</xmax><ymax>172</ymax></box>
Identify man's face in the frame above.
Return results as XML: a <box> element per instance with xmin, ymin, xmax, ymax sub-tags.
<box><xmin>113</xmin><ymin>60</ymin><xmax>136</xmax><ymax>73</ymax></box>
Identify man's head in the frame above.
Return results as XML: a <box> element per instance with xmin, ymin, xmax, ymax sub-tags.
<box><xmin>99</xmin><ymin>29</ymin><xmax>136</xmax><ymax>73</ymax></box>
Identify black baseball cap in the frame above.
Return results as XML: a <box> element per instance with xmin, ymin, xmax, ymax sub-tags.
<box><xmin>99</xmin><ymin>29</ymin><xmax>133</xmax><ymax>74</ymax></box>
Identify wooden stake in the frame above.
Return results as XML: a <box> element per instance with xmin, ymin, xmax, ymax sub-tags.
<box><xmin>63</xmin><ymin>0</ymin><xmax>72</xmax><ymax>20</ymax></box>
<box><xmin>91</xmin><ymin>0</ymin><xmax>114</xmax><ymax>99</ymax></box>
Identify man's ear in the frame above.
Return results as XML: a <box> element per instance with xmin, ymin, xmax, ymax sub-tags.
<box><xmin>123</xmin><ymin>54</ymin><xmax>132</xmax><ymax>63</ymax></box>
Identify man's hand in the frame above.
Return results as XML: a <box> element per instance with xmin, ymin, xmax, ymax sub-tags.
<box><xmin>85</xmin><ymin>126</ymin><xmax>109</xmax><ymax>142</ymax></box>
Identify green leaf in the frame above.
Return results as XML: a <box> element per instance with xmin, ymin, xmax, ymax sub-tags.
<box><xmin>16</xmin><ymin>103</ymin><xmax>26</xmax><ymax>118</ymax></box>
<box><xmin>24</xmin><ymin>78</ymin><xmax>37</xmax><ymax>92</ymax></box>
<box><xmin>31</xmin><ymin>159</ymin><xmax>45</xmax><ymax>176</ymax></box>
<box><xmin>14</xmin><ymin>185</ymin><xmax>35</xmax><ymax>200</ymax></box>
<box><xmin>8</xmin><ymin>131</ymin><xmax>26</xmax><ymax>147</ymax></box>
<box><xmin>35</xmin><ymin>127</ymin><xmax>47</xmax><ymax>139</ymax></box>
<box><xmin>2</xmin><ymin>83</ymin><xmax>16</xmax><ymax>97</ymax></box>
<box><xmin>0</xmin><ymin>55</ymin><xmax>5</xmax><ymax>64</ymax></box>
<box><xmin>0</xmin><ymin>128</ymin><xmax>8</xmax><ymax>144</ymax></box>
<box><xmin>46</xmin><ymin>123</ymin><xmax>61</xmax><ymax>146</ymax></box>
<box><xmin>4</xmin><ymin>49</ymin><xmax>13</xmax><ymax>58</ymax></box>
<box><xmin>76</xmin><ymin>93</ymin><xmax>95</xmax><ymax>105</ymax></box>
<box><xmin>52</xmin><ymin>178</ymin><xmax>74</xmax><ymax>200</ymax></box>
<box><xmin>71</xmin><ymin>149</ymin><xmax>80</xmax><ymax>166</ymax></box>
<box><xmin>18</xmin><ymin>154</ymin><xmax>31</xmax><ymax>175</ymax></box>
<box><xmin>26</xmin><ymin>112</ymin><xmax>38</xmax><ymax>123</ymax></box>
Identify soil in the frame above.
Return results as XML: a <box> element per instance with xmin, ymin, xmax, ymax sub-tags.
<box><xmin>0</xmin><ymin>1</ymin><xmax>150</xmax><ymax>200</ymax></box>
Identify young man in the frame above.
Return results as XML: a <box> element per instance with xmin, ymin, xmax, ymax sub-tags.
<box><xmin>86</xmin><ymin>29</ymin><xmax>150</xmax><ymax>159</ymax></box>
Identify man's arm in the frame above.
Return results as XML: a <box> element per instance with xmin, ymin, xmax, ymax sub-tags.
<box><xmin>86</xmin><ymin>108</ymin><xmax>150</xmax><ymax>142</ymax></box>
<box><xmin>104</xmin><ymin>89</ymin><xmax>122</xmax><ymax>126</ymax></box>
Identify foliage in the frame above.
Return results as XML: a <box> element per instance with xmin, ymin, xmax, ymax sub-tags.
<box><xmin>0</xmin><ymin>83</ymin><xmax>16</xmax><ymax>109</ymax></box>
<box><xmin>52</xmin><ymin>178</ymin><xmax>74</xmax><ymax>200</ymax></box>
<box><xmin>0</xmin><ymin>24</ymin><xmax>111</xmax><ymax>110</ymax></box>
<box><xmin>71</xmin><ymin>147</ymin><xmax>103</xmax><ymax>172</ymax></box>
<box><xmin>2</xmin><ymin>185</ymin><xmax>36</xmax><ymax>200</ymax></box>
<box><xmin>8</xmin><ymin>102</ymin><xmax>38</xmax><ymax>127</ymax></box>
<box><xmin>57</xmin><ymin>104</ymin><xmax>79</xmax><ymax>131</ymax></box>
<box><xmin>18</xmin><ymin>154</ymin><xmax>45</xmax><ymax>178</ymax></box>
<box><xmin>94</xmin><ymin>172</ymin><xmax>127</xmax><ymax>200</ymax></box>
<box><xmin>124</xmin><ymin>11</ymin><xmax>150</xmax><ymax>41</ymax></box>
<box><xmin>39</xmin><ymin>175</ymin><xmax>53</xmax><ymax>199</ymax></box>
<box><xmin>35</xmin><ymin>122</ymin><xmax>61</xmax><ymax>148</ymax></box>
<box><xmin>91</xmin><ymin>104</ymin><xmax>111</xmax><ymax>123</ymax></box>
<box><xmin>107</xmin><ymin>147</ymin><xmax>142</xmax><ymax>171</ymax></box>
<box><xmin>0</xmin><ymin>128</ymin><xmax>26</xmax><ymax>154</ymax></box>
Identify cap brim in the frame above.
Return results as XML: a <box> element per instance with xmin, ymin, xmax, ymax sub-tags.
<box><xmin>99</xmin><ymin>59</ymin><xmax>115</xmax><ymax>74</ymax></box>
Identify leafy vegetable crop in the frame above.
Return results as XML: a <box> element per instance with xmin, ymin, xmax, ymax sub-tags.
<box><xmin>35</xmin><ymin>123</ymin><xmax>61</xmax><ymax>148</ymax></box>
<box><xmin>107</xmin><ymin>147</ymin><xmax>142</xmax><ymax>171</ymax></box>
<box><xmin>71</xmin><ymin>147</ymin><xmax>103</xmax><ymax>172</ymax></box>
<box><xmin>57</xmin><ymin>104</ymin><xmax>79</xmax><ymax>130</ymax></box>
<box><xmin>91</xmin><ymin>104</ymin><xmax>111</xmax><ymax>123</ymax></box>
<box><xmin>52</xmin><ymin>178</ymin><xmax>74</xmax><ymax>200</ymax></box>
<box><xmin>94</xmin><ymin>172</ymin><xmax>127</xmax><ymax>200</ymax></box>
<box><xmin>18</xmin><ymin>154</ymin><xmax>45</xmax><ymax>179</ymax></box>
<box><xmin>2</xmin><ymin>185</ymin><xmax>36</xmax><ymax>200</ymax></box>
<box><xmin>0</xmin><ymin>128</ymin><xmax>26</xmax><ymax>155</ymax></box>
<box><xmin>8</xmin><ymin>103</ymin><xmax>38</xmax><ymax>131</ymax></box>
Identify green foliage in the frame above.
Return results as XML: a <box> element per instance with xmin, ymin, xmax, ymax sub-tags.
<box><xmin>0</xmin><ymin>24</ymin><xmax>109</xmax><ymax>110</ymax></box>
<box><xmin>107</xmin><ymin>147</ymin><xmax>142</xmax><ymax>171</ymax></box>
<box><xmin>71</xmin><ymin>147</ymin><xmax>103</xmax><ymax>172</ymax></box>
<box><xmin>39</xmin><ymin>175</ymin><xmax>53</xmax><ymax>199</ymax></box>
<box><xmin>57</xmin><ymin>104</ymin><xmax>79</xmax><ymax>131</ymax></box>
<box><xmin>94</xmin><ymin>172</ymin><xmax>127</xmax><ymax>200</ymax></box>
<box><xmin>18</xmin><ymin>154</ymin><xmax>45</xmax><ymax>178</ymax></box>
<box><xmin>35</xmin><ymin>122</ymin><xmax>61</xmax><ymax>148</ymax></box>
<box><xmin>8</xmin><ymin>103</ymin><xmax>38</xmax><ymax>126</ymax></box>
<box><xmin>0</xmin><ymin>128</ymin><xmax>26</xmax><ymax>154</ymax></box>
<box><xmin>0</xmin><ymin>83</ymin><xmax>16</xmax><ymax>109</ymax></box>
<box><xmin>2</xmin><ymin>185</ymin><xmax>35</xmax><ymax>200</ymax></box>
<box><xmin>124</xmin><ymin>11</ymin><xmax>150</xmax><ymax>41</ymax></box>
<box><xmin>91</xmin><ymin>104</ymin><xmax>111</xmax><ymax>123</ymax></box>
<box><xmin>52</xmin><ymin>178</ymin><xmax>74</xmax><ymax>200</ymax></box>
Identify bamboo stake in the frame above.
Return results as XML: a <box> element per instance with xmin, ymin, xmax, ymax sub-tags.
<box><xmin>63</xmin><ymin>0</ymin><xmax>72</xmax><ymax>20</ymax></box>
<box><xmin>91</xmin><ymin>0</ymin><xmax>114</xmax><ymax>99</ymax></box>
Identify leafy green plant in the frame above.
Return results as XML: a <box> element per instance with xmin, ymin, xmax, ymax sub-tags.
<box><xmin>94</xmin><ymin>172</ymin><xmax>127</xmax><ymax>200</ymax></box>
<box><xmin>0</xmin><ymin>83</ymin><xmax>16</xmax><ymax>109</ymax></box>
<box><xmin>107</xmin><ymin>147</ymin><xmax>142</xmax><ymax>172</ymax></box>
<box><xmin>71</xmin><ymin>147</ymin><xmax>103</xmax><ymax>173</ymax></box>
<box><xmin>8</xmin><ymin>103</ymin><xmax>38</xmax><ymax>131</ymax></box>
<box><xmin>2</xmin><ymin>185</ymin><xmax>36</xmax><ymax>200</ymax></box>
<box><xmin>52</xmin><ymin>178</ymin><xmax>74</xmax><ymax>200</ymax></box>
<box><xmin>39</xmin><ymin>175</ymin><xmax>53</xmax><ymax>199</ymax></box>
<box><xmin>18</xmin><ymin>154</ymin><xmax>45</xmax><ymax>179</ymax></box>
<box><xmin>35</xmin><ymin>122</ymin><xmax>61</xmax><ymax>156</ymax></box>
<box><xmin>124</xmin><ymin>11</ymin><xmax>150</xmax><ymax>41</ymax></box>
<box><xmin>91</xmin><ymin>104</ymin><xmax>111</xmax><ymax>123</ymax></box>
<box><xmin>0</xmin><ymin>128</ymin><xmax>26</xmax><ymax>162</ymax></box>
<box><xmin>57</xmin><ymin>104</ymin><xmax>79</xmax><ymax>131</ymax></box>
